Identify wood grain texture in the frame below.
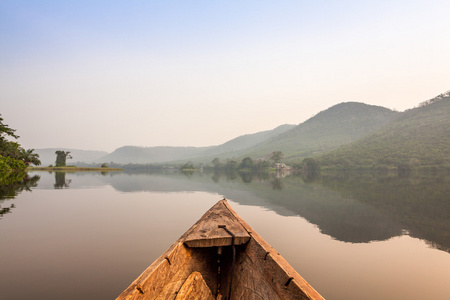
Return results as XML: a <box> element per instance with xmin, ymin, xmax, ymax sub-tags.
<box><xmin>116</xmin><ymin>199</ymin><xmax>325</xmax><ymax>300</ymax></box>
<box><xmin>175</xmin><ymin>272</ymin><xmax>214</xmax><ymax>300</ymax></box>
<box><xmin>184</xmin><ymin>200</ymin><xmax>250</xmax><ymax>247</ymax></box>
<box><xmin>223</xmin><ymin>200</ymin><xmax>325</xmax><ymax>300</ymax></box>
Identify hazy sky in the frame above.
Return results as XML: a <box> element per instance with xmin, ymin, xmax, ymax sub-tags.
<box><xmin>2</xmin><ymin>1</ymin><xmax>450</xmax><ymax>152</ymax></box>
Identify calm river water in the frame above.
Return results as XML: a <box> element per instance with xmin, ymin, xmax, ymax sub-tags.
<box><xmin>1</xmin><ymin>170</ymin><xmax>449</xmax><ymax>299</ymax></box>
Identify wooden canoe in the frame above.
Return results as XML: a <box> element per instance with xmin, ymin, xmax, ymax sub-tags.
<box><xmin>117</xmin><ymin>199</ymin><xmax>324</xmax><ymax>300</ymax></box>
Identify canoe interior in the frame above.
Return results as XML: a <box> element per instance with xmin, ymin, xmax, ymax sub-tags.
<box><xmin>117</xmin><ymin>200</ymin><xmax>324</xmax><ymax>300</ymax></box>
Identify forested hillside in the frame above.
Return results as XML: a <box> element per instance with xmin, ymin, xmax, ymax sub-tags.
<box><xmin>319</xmin><ymin>92</ymin><xmax>450</xmax><ymax>169</ymax></box>
<box><xmin>242</xmin><ymin>102</ymin><xmax>398</xmax><ymax>161</ymax></box>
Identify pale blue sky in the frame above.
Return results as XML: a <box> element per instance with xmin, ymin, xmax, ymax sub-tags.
<box><xmin>1</xmin><ymin>1</ymin><xmax>449</xmax><ymax>152</ymax></box>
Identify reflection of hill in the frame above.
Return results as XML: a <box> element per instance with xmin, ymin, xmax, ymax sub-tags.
<box><xmin>103</xmin><ymin>171</ymin><xmax>403</xmax><ymax>244</ymax></box>
<box><xmin>319</xmin><ymin>172</ymin><xmax>450</xmax><ymax>252</ymax></box>
<box><xmin>218</xmin><ymin>174</ymin><xmax>403</xmax><ymax>243</ymax></box>
<box><xmin>33</xmin><ymin>170</ymin><xmax>449</xmax><ymax>251</ymax></box>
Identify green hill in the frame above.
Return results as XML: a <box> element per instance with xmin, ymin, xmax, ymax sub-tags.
<box><xmin>97</xmin><ymin>124</ymin><xmax>295</xmax><ymax>164</ymax></box>
<box><xmin>97</xmin><ymin>145</ymin><xmax>212</xmax><ymax>164</ymax></box>
<box><xmin>319</xmin><ymin>91</ymin><xmax>450</xmax><ymax>169</ymax></box>
<box><xmin>242</xmin><ymin>102</ymin><xmax>398</xmax><ymax>161</ymax></box>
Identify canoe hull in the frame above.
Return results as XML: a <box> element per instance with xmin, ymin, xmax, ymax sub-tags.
<box><xmin>117</xmin><ymin>199</ymin><xmax>324</xmax><ymax>300</ymax></box>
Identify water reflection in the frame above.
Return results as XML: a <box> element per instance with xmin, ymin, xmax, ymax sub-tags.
<box><xmin>0</xmin><ymin>173</ymin><xmax>40</xmax><ymax>200</ymax></box>
<box><xmin>271</xmin><ymin>177</ymin><xmax>283</xmax><ymax>190</ymax></box>
<box><xmin>25</xmin><ymin>169</ymin><xmax>450</xmax><ymax>253</ymax></box>
<box><xmin>104</xmin><ymin>170</ymin><xmax>449</xmax><ymax>253</ymax></box>
<box><xmin>0</xmin><ymin>172</ymin><xmax>40</xmax><ymax>219</ymax></box>
<box><xmin>0</xmin><ymin>203</ymin><xmax>15</xmax><ymax>218</ymax></box>
<box><xmin>54</xmin><ymin>172</ymin><xmax>71</xmax><ymax>189</ymax></box>
<box><xmin>319</xmin><ymin>171</ymin><xmax>450</xmax><ymax>252</ymax></box>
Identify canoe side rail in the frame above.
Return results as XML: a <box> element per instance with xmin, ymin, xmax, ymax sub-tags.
<box><xmin>116</xmin><ymin>199</ymin><xmax>325</xmax><ymax>300</ymax></box>
<box><xmin>221</xmin><ymin>200</ymin><xmax>325</xmax><ymax>300</ymax></box>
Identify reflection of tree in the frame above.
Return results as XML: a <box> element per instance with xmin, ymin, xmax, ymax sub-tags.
<box><xmin>211</xmin><ymin>171</ymin><xmax>221</xmax><ymax>183</ymax></box>
<box><xmin>271</xmin><ymin>178</ymin><xmax>283</xmax><ymax>190</ymax></box>
<box><xmin>212</xmin><ymin>170</ymin><xmax>269</xmax><ymax>183</ymax></box>
<box><xmin>0</xmin><ymin>203</ymin><xmax>15</xmax><ymax>218</ymax></box>
<box><xmin>0</xmin><ymin>172</ymin><xmax>40</xmax><ymax>200</ymax></box>
<box><xmin>302</xmin><ymin>171</ymin><xmax>321</xmax><ymax>183</ymax></box>
<box><xmin>181</xmin><ymin>170</ymin><xmax>194</xmax><ymax>178</ymax></box>
<box><xmin>301</xmin><ymin>158</ymin><xmax>320</xmax><ymax>176</ymax></box>
<box><xmin>54</xmin><ymin>172</ymin><xmax>71</xmax><ymax>189</ymax></box>
<box><xmin>0</xmin><ymin>173</ymin><xmax>40</xmax><ymax>219</ymax></box>
<box><xmin>238</xmin><ymin>171</ymin><xmax>253</xmax><ymax>183</ymax></box>
<box><xmin>218</xmin><ymin>170</ymin><xmax>238</xmax><ymax>181</ymax></box>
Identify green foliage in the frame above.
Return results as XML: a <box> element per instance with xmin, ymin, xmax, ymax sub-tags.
<box><xmin>0</xmin><ymin>154</ymin><xmax>26</xmax><ymax>172</ymax></box>
<box><xmin>212</xmin><ymin>157</ymin><xmax>222</xmax><ymax>170</ymax></box>
<box><xmin>0</xmin><ymin>115</ymin><xmax>41</xmax><ymax>168</ymax></box>
<box><xmin>225</xmin><ymin>159</ymin><xmax>238</xmax><ymax>171</ymax></box>
<box><xmin>180</xmin><ymin>163</ymin><xmax>195</xmax><ymax>170</ymax></box>
<box><xmin>238</xmin><ymin>157</ymin><xmax>254</xmax><ymax>170</ymax></box>
<box><xmin>55</xmin><ymin>151</ymin><xmax>72</xmax><ymax>167</ymax></box>
<box><xmin>244</xmin><ymin>102</ymin><xmax>398</xmax><ymax>161</ymax></box>
<box><xmin>301</xmin><ymin>158</ymin><xmax>320</xmax><ymax>177</ymax></box>
<box><xmin>254</xmin><ymin>159</ymin><xmax>270</xmax><ymax>171</ymax></box>
<box><xmin>20</xmin><ymin>148</ymin><xmax>41</xmax><ymax>166</ymax></box>
<box><xmin>0</xmin><ymin>115</ymin><xmax>19</xmax><ymax>140</ymax></box>
<box><xmin>318</xmin><ymin>94</ymin><xmax>450</xmax><ymax>170</ymax></box>
<box><xmin>271</xmin><ymin>151</ymin><xmax>284</xmax><ymax>163</ymax></box>
<box><xmin>207</xmin><ymin>156</ymin><xmax>271</xmax><ymax>172</ymax></box>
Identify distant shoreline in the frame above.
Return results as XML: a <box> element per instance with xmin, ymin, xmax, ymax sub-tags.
<box><xmin>27</xmin><ymin>167</ymin><xmax>124</xmax><ymax>172</ymax></box>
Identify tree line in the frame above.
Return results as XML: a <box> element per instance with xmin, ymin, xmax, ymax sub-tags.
<box><xmin>203</xmin><ymin>151</ymin><xmax>320</xmax><ymax>176</ymax></box>
<box><xmin>0</xmin><ymin>115</ymin><xmax>41</xmax><ymax>173</ymax></box>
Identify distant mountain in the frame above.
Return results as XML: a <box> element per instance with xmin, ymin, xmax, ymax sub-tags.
<box><xmin>34</xmin><ymin>148</ymin><xmax>108</xmax><ymax>166</ymax></box>
<box><xmin>97</xmin><ymin>146</ymin><xmax>212</xmax><ymax>164</ymax></box>
<box><xmin>185</xmin><ymin>124</ymin><xmax>296</xmax><ymax>163</ymax></box>
<box><xmin>96</xmin><ymin>124</ymin><xmax>296</xmax><ymax>164</ymax></box>
<box><xmin>203</xmin><ymin>124</ymin><xmax>296</xmax><ymax>156</ymax></box>
<box><xmin>319</xmin><ymin>91</ymin><xmax>450</xmax><ymax>168</ymax></box>
<box><xmin>36</xmin><ymin>91</ymin><xmax>450</xmax><ymax>168</ymax></box>
<box><xmin>241</xmin><ymin>102</ymin><xmax>399</xmax><ymax>161</ymax></box>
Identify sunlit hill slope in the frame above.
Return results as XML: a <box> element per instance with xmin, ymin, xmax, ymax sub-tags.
<box><xmin>241</xmin><ymin>102</ymin><xmax>398</xmax><ymax>161</ymax></box>
<box><xmin>318</xmin><ymin>91</ymin><xmax>450</xmax><ymax>169</ymax></box>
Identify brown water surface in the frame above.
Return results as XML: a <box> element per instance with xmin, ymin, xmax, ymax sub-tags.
<box><xmin>0</xmin><ymin>170</ymin><xmax>449</xmax><ymax>299</ymax></box>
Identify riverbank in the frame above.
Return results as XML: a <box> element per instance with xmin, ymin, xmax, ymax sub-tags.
<box><xmin>27</xmin><ymin>166</ymin><xmax>124</xmax><ymax>172</ymax></box>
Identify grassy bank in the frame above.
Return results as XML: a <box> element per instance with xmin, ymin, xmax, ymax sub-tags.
<box><xmin>27</xmin><ymin>166</ymin><xmax>123</xmax><ymax>172</ymax></box>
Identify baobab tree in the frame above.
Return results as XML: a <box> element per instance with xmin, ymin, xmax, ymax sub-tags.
<box><xmin>55</xmin><ymin>151</ymin><xmax>72</xmax><ymax>167</ymax></box>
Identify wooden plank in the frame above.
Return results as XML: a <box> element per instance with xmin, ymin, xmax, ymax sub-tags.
<box><xmin>229</xmin><ymin>249</ymin><xmax>282</xmax><ymax>299</ymax></box>
<box><xmin>116</xmin><ymin>199</ymin><xmax>325</xmax><ymax>300</ymax></box>
<box><xmin>116</xmin><ymin>242</ymin><xmax>188</xmax><ymax>300</ymax></box>
<box><xmin>175</xmin><ymin>272</ymin><xmax>214</xmax><ymax>300</ymax></box>
<box><xmin>225</xmin><ymin>205</ymin><xmax>325</xmax><ymax>300</ymax></box>
<box><xmin>184</xmin><ymin>200</ymin><xmax>250</xmax><ymax>247</ymax></box>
